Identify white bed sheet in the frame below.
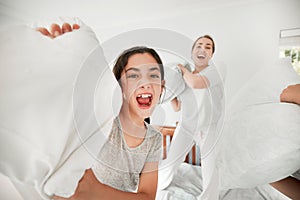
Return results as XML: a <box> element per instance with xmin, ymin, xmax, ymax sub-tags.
<box><xmin>156</xmin><ymin>163</ymin><xmax>292</xmax><ymax>200</ymax></box>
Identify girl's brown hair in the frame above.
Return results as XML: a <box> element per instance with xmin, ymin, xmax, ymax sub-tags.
<box><xmin>113</xmin><ymin>46</ymin><xmax>164</xmax><ymax>82</ymax></box>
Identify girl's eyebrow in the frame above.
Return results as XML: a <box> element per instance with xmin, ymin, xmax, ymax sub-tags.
<box><xmin>125</xmin><ymin>67</ymin><xmax>140</xmax><ymax>73</ymax></box>
<box><xmin>149</xmin><ymin>66</ymin><xmax>160</xmax><ymax>72</ymax></box>
<box><xmin>125</xmin><ymin>66</ymin><xmax>160</xmax><ymax>73</ymax></box>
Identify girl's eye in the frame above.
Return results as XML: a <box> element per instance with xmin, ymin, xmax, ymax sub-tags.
<box><xmin>150</xmin><ymin>74</ymin><xmax>160</xmax><ymax>79</ymax></box>
<box><xmin>127</xmin><ymin>74</ymin><xmax>139</xmax><ymax>79</ymax></box>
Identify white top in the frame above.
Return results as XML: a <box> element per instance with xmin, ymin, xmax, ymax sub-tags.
<box><xmin>157</xmin><ymin>64</ymin><xmax>225</xmax><ymax>197</ymax></box>
<box><xmin>197</xmin><ymin>64</ymin><xmax>224</xmax><ymax>131</ymax></box>
<box><xmin>194</xmin><ymin>64</ymin><xmax>225</xmax><ymax>200</ymax></box>
<box><xmin>176</xmin><ymin>64</ymin><xmax>225</xmax><ymax>142</ymax></box>
<box><xmin>92</xmin><ymin>117</ymin><xmax>162</xmax><ymax>192</ymax></box>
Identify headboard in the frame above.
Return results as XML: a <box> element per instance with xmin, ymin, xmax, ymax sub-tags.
<box><xmin>154</xmin><ymin>125</ymin><xmax>201</xmax><ymax>166</ymax></box>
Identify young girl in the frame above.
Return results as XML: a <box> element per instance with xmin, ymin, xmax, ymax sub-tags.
<box><xmin>40</xmin><ymin>25</ymin><xmax>166</xmax><ymax>200</ymax></box>
<box><xmin>61</xmin><ymin>46</ymin><xmax>164</xmax><ymax>200</ymax></box>
<box><xmin>88</xmin><ymin>46</ymin><xmax>165</xmax><ymax>200</ymax></box>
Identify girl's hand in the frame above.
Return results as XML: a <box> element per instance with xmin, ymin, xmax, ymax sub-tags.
<box><xmin>37</xmin><ymin>23</ymin><xmax>80</xmax><ymax>38</ymax></box>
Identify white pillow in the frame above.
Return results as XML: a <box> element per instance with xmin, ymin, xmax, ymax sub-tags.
<box><xmin>0</xmin><ymin>18</ymin><xmax>121</xmax><ymax>198</ymax></box>
<box><xmin>160</xmin><ymin>63</ymin><xmax>186</xmax><ymax>103</ymax></box>
<box><xmin>228</xmin><ymin>58</ymin><xmax>300</xmax><ymax>110</ymax></box>
<box><xmin>218</xmin><ymin>58</ymin><xmax>300</xmax><ymax>190</ymax></box>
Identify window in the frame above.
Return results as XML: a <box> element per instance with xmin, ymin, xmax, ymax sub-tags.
<box><xmin>279</xmin><ymin>48</ymin><xmax>300</xmax><ymax>74</ymax></box>
<box><xmin>279</xmin><ymin>28</ymin><xmax>300</xmax><ymax>75</ymax></box>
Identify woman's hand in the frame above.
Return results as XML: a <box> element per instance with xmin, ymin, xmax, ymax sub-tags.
<box><xmin>177</xmin><ymin>64</ymin><xmax>187</xmax><ymax>75</ymax></box>
<box><xmin>280</xmin><ymin>84</ymin><xmax>300</xmax><ymax>105</ymax></box>
<box><xmin>37</xmin><ymin>23</ymin><xmax>80</xmax><ymax>38</ymax></box>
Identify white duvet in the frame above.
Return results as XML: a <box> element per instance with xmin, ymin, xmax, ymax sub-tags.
<box><xmin>0</xmin><ymin>18</ymin><xmax>122</xmax><ymax>199</ymax></box>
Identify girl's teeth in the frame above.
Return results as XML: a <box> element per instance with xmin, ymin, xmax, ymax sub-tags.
<box><xmin>142</xmin><ymin>94</ymin><xmax>149</xmax><ymax>98</ymax></box>
<box><xmin>138</xmin><ymin>94</ymin><xmax>151</xmax><ymax>98</ymax></box>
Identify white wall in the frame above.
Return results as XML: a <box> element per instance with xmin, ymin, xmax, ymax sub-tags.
<box><xmin>85</xmin><ymin>0</ymin><xmax>299</xmax><ymax>123</ymax></box>
<box><xmin>87</xmin><ymin>0</ymin><xmax>299</xmax><ymax>124</ymax></box>
<box><xmin>92</xmin><ymin>0</ymin><xmax>299</xmax><ymax>102</ymax></box>
<box><xmin>1</xmin><ymin>0</ymin><xmax>299</xmax><ymax>100</ymax></box>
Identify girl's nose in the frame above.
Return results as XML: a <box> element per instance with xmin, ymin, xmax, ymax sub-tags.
<box><xmin>141</xmin><ymin>82</ymin><xmax>151</xmax><ymax>89</ymax></box>
<box><xmin>139</xmin><ymin>76</ymin><xmax>152</xmax><ymax>89</ymax></box>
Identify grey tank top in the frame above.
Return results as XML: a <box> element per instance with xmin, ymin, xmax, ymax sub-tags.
<box><xmin>92</xmin><ymin>117</ymin><xmax>162</xmax><ymax>192</ymax></box>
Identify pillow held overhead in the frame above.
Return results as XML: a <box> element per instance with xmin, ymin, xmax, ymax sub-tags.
<box><xmin>0</xmin><ymin>18</ymin><xmax>121</xmax><ymax>199</ymax></box>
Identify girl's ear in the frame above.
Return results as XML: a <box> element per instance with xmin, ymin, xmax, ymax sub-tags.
<box><xmin>159</xmin><ymin>80</ymin><xmax>166</xmax><ymax>104</ymax></box>
<box><xmin>161</xmin><ymin>80</ymin><xmax>165</xmax><ymax>94</ymax></box>
<box><xmin>161</xmin><ymin>80</ymin><xmax>166</xmax><ymax>88</ymax></box>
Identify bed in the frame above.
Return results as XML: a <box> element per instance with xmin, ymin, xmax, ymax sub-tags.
<box><xmin>154</xmin><ymin>125</ymin><xmax>201</xmax><ymax>165</ymax></box>
<box><xmin>155</xmin><ymin>124</ymin><xmax>295</xmax><ymax>200</ymax></box>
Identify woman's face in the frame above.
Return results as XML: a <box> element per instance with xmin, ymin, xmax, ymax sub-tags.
<box><xmin>191</xmin><ymin>37</ymin><xmax>214</xmax><ymax>68</ymax></box>
<box><xmin>119</xmin><ymin>53</ymin><xmax>164</xmax><ymax>120</ymax></box>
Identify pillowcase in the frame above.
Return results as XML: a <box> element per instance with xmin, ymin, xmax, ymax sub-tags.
<box><xmin>160</xmin><ymin>63</ymin><xmax>186</xmax><ymax>103</ymax></box>
<box><xmin>0</xmin><ymin>18</ymin><xmax>121</xmax><ymax>198</ymax></box>
<box><xmin>218</xmin><ymin>58</ymin><xmax>300</xmax><ymax>190</ymax></box>
<box><xmin>227</xmin><ymin>58</ymin><xmax>300</xmax><ymax>111</ymax></box>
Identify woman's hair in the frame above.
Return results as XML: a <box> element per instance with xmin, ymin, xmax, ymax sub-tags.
<box><xmin>191</xmin><ymin>35</ymin><xmax>215</xmax><ymax>54</ymax></box>
<box><xmin>113</xmin><ymin>46</ymin><xmax>164</xmax><ymax>82</ymax></box>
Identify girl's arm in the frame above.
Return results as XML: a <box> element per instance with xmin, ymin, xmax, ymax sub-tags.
<box><xmin>53</xmin><ymin>163</ymin><xmax>158</xmax><ymax>200</ymax></box>
<box><xmin>178</xmin><ymin>64</ymin><xmax>209</xmax><ymax>89</ymax></box>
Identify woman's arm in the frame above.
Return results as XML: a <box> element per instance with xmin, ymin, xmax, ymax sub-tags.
<box><xmin>177</xmin><ymin>64</ymin><xmax>209</xmax><ymax>89</ymax></box>
<box><xmin>53</xmin><ymin>163</ymin><xmax>158</xmax><ymax>200</ymax></box>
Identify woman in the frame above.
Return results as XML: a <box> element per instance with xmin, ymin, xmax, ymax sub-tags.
<box><xmin>159</xmin><ymin>35</ymin><xmax>225</xmax><ymax>200</ymax></box>
<box><xmin>40</xmin><ymin>24</ymin><xmax>166</xmax><ymax>200</ymax></box>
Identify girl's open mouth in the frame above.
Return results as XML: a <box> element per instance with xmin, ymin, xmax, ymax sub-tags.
<box><xmin>136</xmin><ymin>93</ymin><xmax>152</xmax><ymax>108</ymax></box>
